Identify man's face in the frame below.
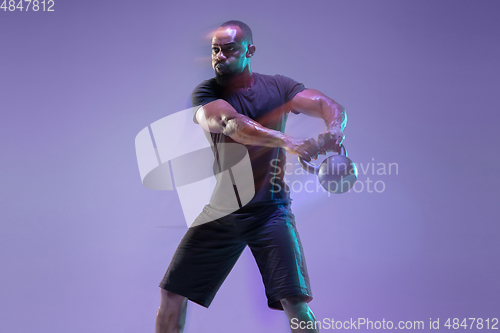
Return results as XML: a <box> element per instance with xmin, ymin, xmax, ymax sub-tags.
<box><xmin>211</xmin><ymin>26</ymin><xmax>251</xmax><ymax>80</ymax></box>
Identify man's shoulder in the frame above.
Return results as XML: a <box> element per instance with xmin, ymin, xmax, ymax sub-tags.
<box><xmin>254</xmin><ymin>73</ymin><xmax>302</xmax><ymax>87</ymax></box>
<box><xmin>254</xmin><ymin>73</ymin><xmax>307</xmax><ymax>105</ymax></box>
<box><xmin>192</xmin><ymin>77</ymin><xmax>223</xmax><ymax>97</ymax></box>
<box><xmin>191</xmin><ymin>77</ymin><xmax>222</xmax><ymax>108</ymax></box>
<box><xmin>254</xmin><ymin>72</ymin><xmax>290</xmax><ymax>81</ymax></box>
<box><xmin>193</xmin><ymin>77</ymin><xmax>218</xmax><ymax>90</ymax></box>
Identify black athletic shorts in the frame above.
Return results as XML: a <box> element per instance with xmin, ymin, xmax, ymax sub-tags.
<box><xmin>159</xmin><ymin>202</ymin><xmax>313</xmax><ymax>310</ymax></box>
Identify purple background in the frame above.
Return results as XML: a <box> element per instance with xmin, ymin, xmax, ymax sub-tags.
<box><xmin>1</xmin><ymin>0</ymin><xmax>499</xmax><ymax>332</ymax></box>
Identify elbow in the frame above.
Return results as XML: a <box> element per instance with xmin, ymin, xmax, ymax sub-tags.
<box><xmin>196</xmin><ymin>109</ymin><xmax>237</xmax><ymax>134</ymax></box>
<box><xmin>220</xmin><ymin>115</ymin><xmax>240</xmax><ymax>137</ymax></box>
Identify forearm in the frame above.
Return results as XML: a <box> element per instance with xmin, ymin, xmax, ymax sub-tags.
<box><xmin>224</xmin><ymin>114</ymin><xmax>320</xmax><ymax>160</ymax></box>
<box><xmin>292</xmin><ymin>89</ymin><xmax>347</xmax><ymax>131</ymax></box>
<box><xmin>223</xmin><ymin>114</ymin><xmax>289</xmax><ymax>148</ymax></box>
<box><xmin>319</xmin><ymin>97</ymin><xmax>347</xmax><ymax>131</ymax></box>
<box><xmin>196</xmin><ymin>99</ymin><xmax>291</xmax><ymax>148</ymax></box>
<box><xmin>197</xmin><ymin>99</ymin><xmax>320</xmax><ymax>159</ymax></box>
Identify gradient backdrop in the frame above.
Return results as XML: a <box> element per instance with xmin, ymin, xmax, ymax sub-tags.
<box><xmin>1</xmin><ymin>0</ymin><xmax>499</xmax><ymax>332</ymax></box>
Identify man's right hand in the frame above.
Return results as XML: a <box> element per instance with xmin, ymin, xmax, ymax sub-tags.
<box><xmin>318</xmin><ymin>126</ymin><xmax>344</xmax><ymax>154</ymax></box>
<box><xmin>282</xmin><ymin>137</ymin><xmax>321</xmax><ymax>162</ymax></box>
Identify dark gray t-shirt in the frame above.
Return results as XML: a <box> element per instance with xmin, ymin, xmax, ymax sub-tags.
<box><xmin>191</xmin><ymin>72</ymin><xmax>307</xmax><ymax>206</ymax></box>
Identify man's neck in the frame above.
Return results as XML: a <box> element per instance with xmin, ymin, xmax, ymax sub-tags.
<box><xmin>219</xmin><ymin>69</ymin><xmax>254</xmax><ymax>91</ymax></box>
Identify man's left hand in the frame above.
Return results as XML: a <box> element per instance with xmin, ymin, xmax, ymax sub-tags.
<box><xmin>318</xmin><ymin>126</ymin><xmax>344</xmax><ymax>154</ymax></box>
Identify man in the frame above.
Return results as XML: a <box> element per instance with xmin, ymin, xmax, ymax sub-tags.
<box><xmin>155</xmin><ymin>20</ymin><xmax>346</xmax><ymax>333</ymax></box>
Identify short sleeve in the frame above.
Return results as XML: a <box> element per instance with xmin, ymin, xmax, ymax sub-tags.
<box><xmin>191</xmin><ymin>79</ymin><xmax>220</xmax><ymax>123</ymax></box>
<box><xmin>276</xmin><ymin>75</ymin><xmax>307</xmax><ymax>102</ymax></box>
<box><xmin>275</xmin><ymin>75</ymin><xmax>307</xmax><ymax>114</ymax></box>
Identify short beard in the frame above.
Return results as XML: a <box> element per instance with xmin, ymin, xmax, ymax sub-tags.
<box><xmin>215</xmin><ymin>71</ymin><xmax>233</xmax><ymax>86</ymax></box>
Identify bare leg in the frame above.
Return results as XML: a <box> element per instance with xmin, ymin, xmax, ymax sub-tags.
<box><xmin>281</xmin><ymin>296</ymin><xmax>319</xmax><ymax>333</ymax></box>
<box><xmin>155</xmin><ymin>289</ymin><xmax>187</xmax><ymax>333</ymax></box>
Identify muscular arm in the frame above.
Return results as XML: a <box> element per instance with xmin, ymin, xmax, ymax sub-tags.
<box><xmin>196</xmin><ymin>99</ymin><xmax>288</xmax><ymax>147</ymax></box>
<box><xmin>195</xmin><ymin>99</ymin><xmax>320</xmax><ymax>160</ymax></box>
<box><xmin>291</xmin><ymin>89</ymin><xmax>347</xmax><ymax>152</ymax></box>
<box><xmin>291</xmin><ymin>89</ymin><xmax>347</xmax><ymax>131</ymax></box>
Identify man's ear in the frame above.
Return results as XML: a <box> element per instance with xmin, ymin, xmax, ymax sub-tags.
<box><xmin>247</xmin><ymin>44</ymin><xmax>256</xmax><ymax>58</ymax></box>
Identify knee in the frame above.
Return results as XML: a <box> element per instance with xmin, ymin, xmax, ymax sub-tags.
<box><xmin>156</xmin><ymin>290</ymin><xmax>187</xmax><ymax>333</ymax></box>
<box><xmin>281</xmin><ymin>295</ymin><xmax>308</xmax><ymax>312</ymax></box>
<box><xmin>159</xmin><ymin>289</ymin><xmax>187</xmax><ymax>313</ymax></box>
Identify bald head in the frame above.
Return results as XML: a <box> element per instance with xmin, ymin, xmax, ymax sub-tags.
<box><xmin>220</xmin><ymin>20</ymin><xmax>253</xmax><ymax>44</ymax></box>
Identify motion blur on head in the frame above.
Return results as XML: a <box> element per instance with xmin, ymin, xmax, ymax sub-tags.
<box><xmin>212</xmin><ymin>20</ymin><xmax>255</xmax><ymax>85</ymax></box>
